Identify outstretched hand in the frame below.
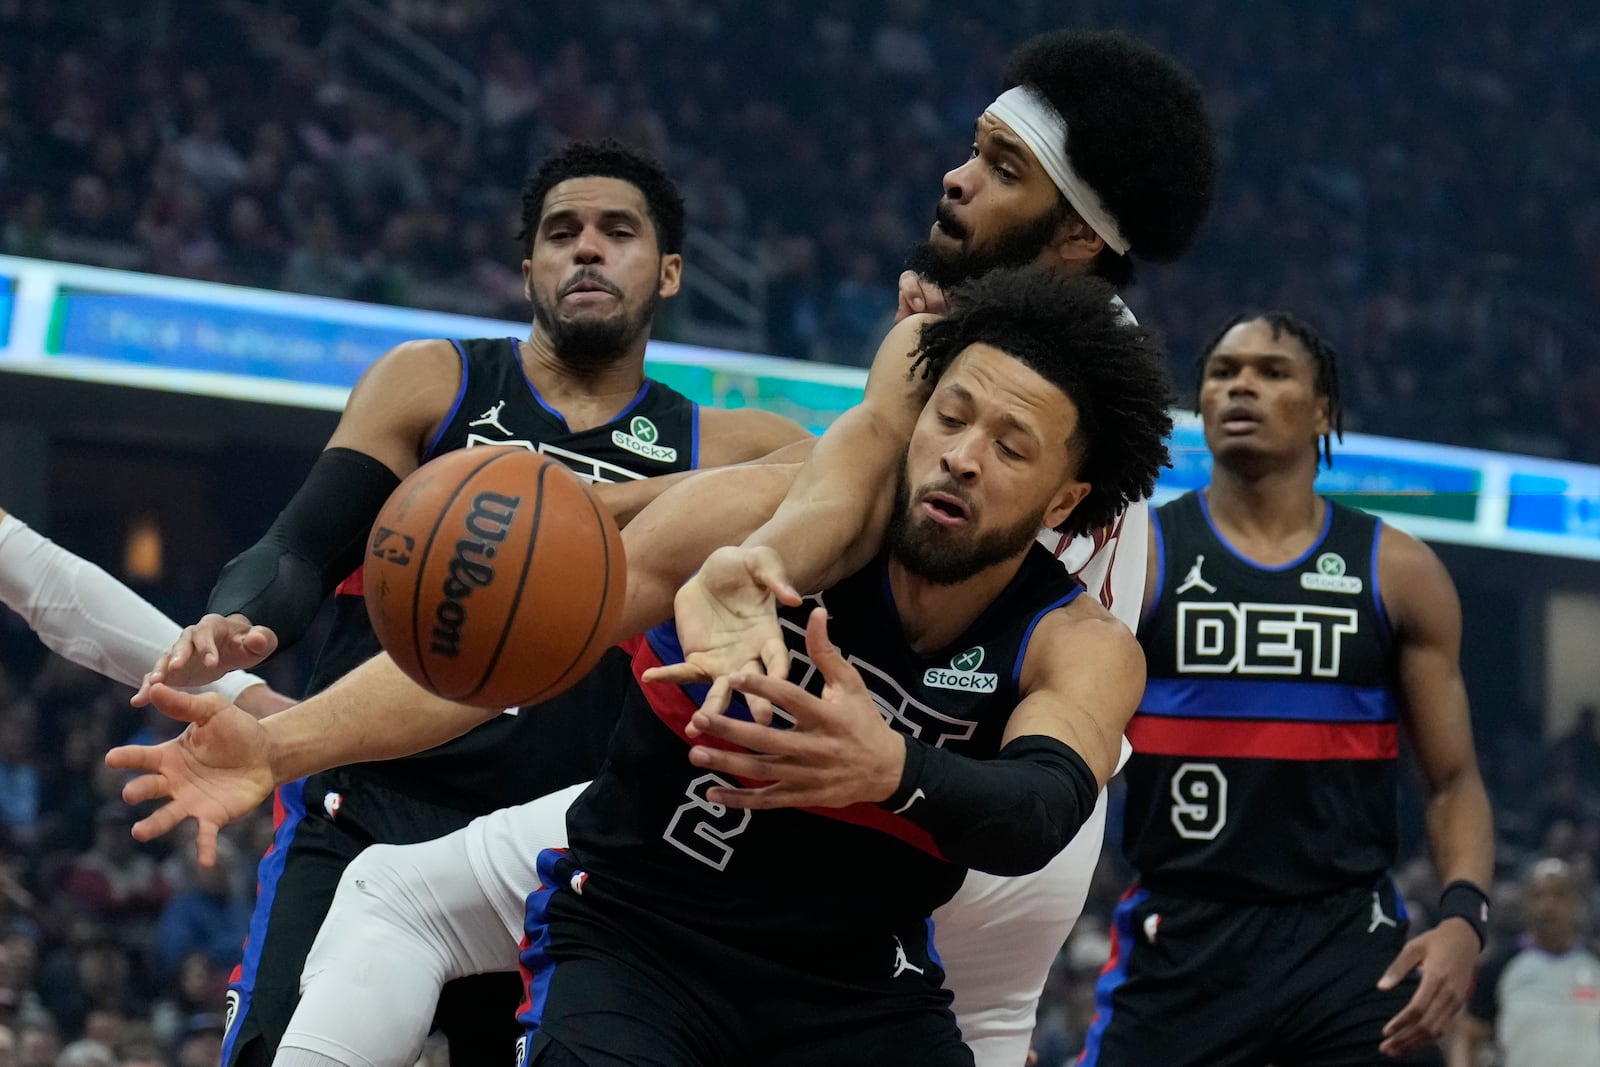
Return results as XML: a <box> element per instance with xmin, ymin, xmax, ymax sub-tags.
<box><xmin>134</xmin><ymin>613</ymin><xmax>278</xmax><ymax>703</ymax></box>
<box><xmin>641</xmin><ymin>545</ymin><xmax>802</xmax><ymax>721</ymax></box>
<box><xmin>106</xmin><ymin>684</ymin><xmax>277</xmax><ymax>867</ymax></box>
<box><xmin>685</xmin><ymin>607</ymin><xmax>905</xmax><ymax>810</ymax></box>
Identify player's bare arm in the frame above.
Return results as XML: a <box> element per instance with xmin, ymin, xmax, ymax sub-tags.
<box><xmin>145</xmin><ymin>339</ymin><xmax>463</xmax><ymax>694</ymax></box>
<box><xmin>741</xmin><ymin>313</ymin><xmax>940</xmax><ymax>590</ymax></box>
<box><xmin>591</xmin><ymin>407</ymin><xmax>814</xmax><ymax>527</ymax></box>
<box><xmin>687</xmin><ymin>597</ymin><xmax>1142</xmax><ymax>876</ymax></box>
<box><xmin>1375</xmin><ymin>523</ymin><xmax>1494</xmax><ymax>1058</ymax></box>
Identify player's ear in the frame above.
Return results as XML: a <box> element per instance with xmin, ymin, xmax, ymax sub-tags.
<box><xmin>658</xmin><ymin>253</ymin><xmax>683</xmax><ymax>299</ymax></box>
<box><xmin>1043</xmin><ymin>479</ymin><xmax>1090</xmax><ymax>531</ymax></box>
<box><xmin>1314</xmin><ymin>392</ymin><xmax>1331</xmax><ymax>438</ymax></box>
<box><xmin>521</xmin><ymin>259</ymin><xmax>534</xmax><ymax>303</ymax></box>
<box><xmin>1045</xmin><ymin>215</ymin><xmax>1104</xmax><ymax>271</ymax></box>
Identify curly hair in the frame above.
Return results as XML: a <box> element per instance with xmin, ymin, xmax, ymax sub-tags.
<box><xmin>909</xmin><ymin>267</ymin><xmax>1174</xmax><ymax>536</ymax></box>
<box><xmin>1003</xmin><ymin>30</ymin><xmax>1219</xmax><ymax>286</ymax></box>
<box><xmin>1195</xmin><ymin>310</ymin><xmax>1344</xmax><ymax>468</ymax></box>
<box><xmin>517</xmin><ymin>139</ymin><xmax>686</xmax><ymax>257</ymax></box>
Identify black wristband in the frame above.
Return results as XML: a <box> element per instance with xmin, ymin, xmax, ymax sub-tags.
<box><xmin>875</xmin><ymin>733</ymin><xmax>1098</xmax><ymax>877</ymax></box>
<box><xmin>881</xmin><ymin>734</ymin><xmax>925</xmax><ymax>814</ymax></box>
<box><xmin>1438</xmin><ymin>880</ymin><xmax>1490</xmax><ymax>948</ymax></box>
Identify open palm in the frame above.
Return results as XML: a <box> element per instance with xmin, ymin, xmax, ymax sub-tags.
<box><xmin>643</xmin><ymin>546</ymin><xmax>801</xmax><ymax>720</ymax></box>
<box><xmin>106</xmin><ymin>685</ymin><xmax>276</xmax><ymax>867</ymax></box>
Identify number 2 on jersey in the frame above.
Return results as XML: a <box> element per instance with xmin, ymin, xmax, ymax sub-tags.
<box><xmin>1170</xmin><ymin>762</ymin><xmax>1228</xmax><ymax>840</ymax></box>
<box><xmin>663</xmin><ymin>773</ymin><xmax>751</xmax><ymax>870</ymax></box>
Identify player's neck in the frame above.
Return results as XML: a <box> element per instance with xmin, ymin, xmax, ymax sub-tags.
<box><xmin>886</xmin><ymin>554</ymin><xmax>1024</xmax><ymax>654</ymax></box>
<box><xmin>520</xmin><ymin>332</ymin><xmax>650</xmax><ymax>432</ymax></box>
<box><xmin>1204</xmin><ymin>465</ymin><xmax>1324</xmax><ymax>566</ymax></box>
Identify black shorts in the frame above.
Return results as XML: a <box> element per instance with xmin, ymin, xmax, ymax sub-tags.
<box><xmin>222</xmin><ymin>771</ymin><xmax>522</xmax><ymax>1067</ymax></box>
<box><xmin>1078</xmin><ymin>877</ymin><xmax>1444</xmax><ymax>1067</ymax></box>
<box><xmin>515</xmin><ymin>850</ymin><xmax>973</xmax><ymax>1067</ymax></box>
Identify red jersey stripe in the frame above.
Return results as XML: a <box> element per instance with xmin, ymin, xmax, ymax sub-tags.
<box><xmin>1127</xmin><ymin>715</ymin><xmax>1399</xmax><ymax>761</ymax></box>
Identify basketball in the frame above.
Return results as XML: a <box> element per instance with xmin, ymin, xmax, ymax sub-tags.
<box><xmin>363</xmin><ymin>447</ymin><xmax>628</xmax><ymax>708</ymax></box>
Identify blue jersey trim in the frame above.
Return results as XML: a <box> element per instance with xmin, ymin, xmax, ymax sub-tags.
<box><xmin>422</xmin><ymin>340</ymin><xmax>471</xmax><ymax>460</ymax></box>
<box><xmin>515</xmin><ymin>849</ymin><xmax>566</xmax><ymax>1034</ymax></box>
<box><xmin>689</xmin><ymin>402</ymin><xmax>701</xmax><ymax>469</ymax></box>
<box><xmin>1370</xmin><ymin>519</ymin><xmax>1393</xmax><ymax>642</ymax></box>
<box><xmin>1199</xmin><ymin>490</ymin><xmax>1334</xmax><ymax>572</ymax></box>
<box><xmin>1143</xmin><ymin>507</ymin><xmax>1167</xmax><ymax>638</ymax></box>
<box><xmin>1139</xmin><ymin>677</ymin><xmax>1399</xmax><ymax>723</ymax></box>
<box><xmin>1079</xmin><ymin>887</ymin><xmax>1148</xmax><ymax>1065</ymax></box>
<box><xmin>612</xmin><ymin>380</ymin><xmax>653</xmax><ymax>423</ymax></box>
<box><xmin>222</xmin><ymin>777</ymin><xmax>308</xmax><ymax>1065</ymax></box>
<box><xmin>1011</xmin><ymin>587</ymin><xmax>1084</xmax><ymax>689</ymax></box>
<box><xmin>515</xmin><ymin>337</ymin><xmax>573</xmax><ymax>432</ymax></box>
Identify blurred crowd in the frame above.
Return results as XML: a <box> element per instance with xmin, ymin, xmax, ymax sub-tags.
<box><xmin>1</xmin><ymin>0</ymin><xmax>1598</xmax><ymax>460</ymax></box>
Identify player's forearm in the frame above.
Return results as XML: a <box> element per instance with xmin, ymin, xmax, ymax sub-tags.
<box><xmin>593</xmin><ymin>471</ymin><xmax>698</xmax><ymax>529</ymax></box>
<box><xmin>619</xmin><ymin>463</ymin><xmax>803</xmax><ymax>636</ymax></box>
<box><xmin>594</xmin><ymin>438</ymin><xmax>818</xmax><ymax>530</ymax></box>
<box><xmin>1425</xmin><ymin>771</ymin><xmax>1495</xmax><ymax>890</ymax></box>
<box><xmin>207</xmin><ymin>448</ymin><xmax>400</xmax><ymax>648</ymax></box>
<box><xmin>743</xmin><ymin>407</ymin><xmax>900</xmax><ymax>593</ymax></box>
<box><xmin>260</xmin><ymin>653</ymin><xmax>498</xmax><ymax>783</ymax></box>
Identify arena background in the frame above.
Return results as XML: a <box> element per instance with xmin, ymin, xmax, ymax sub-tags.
<box><xmin>0</xmin><ymin>1</ymin><xmax>1596</xmax><ymax>1064</ymax></box>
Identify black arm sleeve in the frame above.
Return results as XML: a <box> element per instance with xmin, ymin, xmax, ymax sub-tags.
<box><xmin>206</xmin><ymin>447</ymin><xmax>402</xmax><ymax>648</ymax></box>
<box><xmin>878</xmin><ymin>733</ymin><xmax>1099</xmax><ymax>877</ymax></box>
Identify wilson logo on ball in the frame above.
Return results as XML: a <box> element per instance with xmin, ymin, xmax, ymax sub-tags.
<box><xmin>430</xmin><ymin>490</ymin><xmax>522</xmax><ymax>658</ymax></box>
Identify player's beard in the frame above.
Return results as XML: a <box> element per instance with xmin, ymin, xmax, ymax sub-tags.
<box><xmin>531</xmin><ymin>282</ymin><xmax>660</xmax><ymax>370</ymax></box>
<box><xmin>904</xmin><ymin>200</ymin><xmax>1070</xmax><ymax>289</ymax></box>
<box><xmin>886</xmin><ymin>460</ymin><xmax>1044</xmax><ymax>586</ymax></box>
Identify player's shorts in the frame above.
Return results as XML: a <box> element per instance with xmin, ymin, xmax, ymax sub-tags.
<box><xmin>516</xmin><ymin>849</ymin><xmax>974</xmax><ymax>1067</ymax></box>
<box><xmin>223</xmin><ymin>770</ymin><xmax>522</xmax><ymax>1067</ymax></box>
<box><xmin>1079</xmin><ymin>875</ymin><xmax>1444</xmax><ymax>1067</ymax></box>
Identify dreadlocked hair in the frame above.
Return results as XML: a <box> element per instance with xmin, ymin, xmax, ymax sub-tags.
<box><xmin>517</xmin><ymin>139</ymin><xmax>686</xmax><ymax>257</ymax></box>
<box><xmin>908</xmin><ymin>267</ymin><xmax>1174</xmax><ymax>537</ymax></box>
<box><xmin>1195</xmin><ymin>310</ymin><xmax>1344</xmax><ymax>468</ymax></box>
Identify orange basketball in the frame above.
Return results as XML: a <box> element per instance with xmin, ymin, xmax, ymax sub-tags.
<box><xmin>363</xmin><ymin>447</ymin><xmax>627</xmax><ymax>708</ymax></box>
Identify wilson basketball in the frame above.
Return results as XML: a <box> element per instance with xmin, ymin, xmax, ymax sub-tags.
<box><xmin>363</xmin><ymin>446</ymin><xmax>627</xmax><ymax>708</ymax></box>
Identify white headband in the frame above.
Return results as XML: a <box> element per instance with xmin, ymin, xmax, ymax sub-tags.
<box><xmin>985</xmin><ymin>86</ymin><xmax>1130</xmax><ymax>256</ymax></box>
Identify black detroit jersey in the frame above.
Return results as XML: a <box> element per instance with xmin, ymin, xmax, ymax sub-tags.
<box><xmin>1124</xmin><ymin>490</ymin><xmax>1399</xmax><ymax>901</ymax></box>
<box><xmin>563</xmin><ymin>544</ymin><xmax>1083</xmax><ymax>969</ymax></box>
<box><xmin>308</xmin><ymin>336</ymin><xmax>700</xmax><ymax>811</ymax></box>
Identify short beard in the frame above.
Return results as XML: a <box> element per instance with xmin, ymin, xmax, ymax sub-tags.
<box><xmin>886</xmin><ymin>463</ymin><xmax>1045</xmax><ymax>586</ymax></box>
<box><xmin>904</xmin><ymin>200</ymin><xmax>1070</xmax><ymax>289</ymax></box>
<box><xmin>531</xmin><ymin>289</ymin><xmax>659</xmax><ymax>369</ymax></box>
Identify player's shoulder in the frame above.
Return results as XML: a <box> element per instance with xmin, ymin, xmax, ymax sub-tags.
<box><xmin>1027</xmin><ymin>594</ymin><xmax>1141</xmax><ymax>672</ymax></box>
<box><xmin>1374</xmin><ymin>519</ymin><xmax>1457</xmax><ymax>621</ymax></box>
<box><xmin>360</xmin><ymin>337</ymin><xmax>465</xmax><ymax>383</ymax></box>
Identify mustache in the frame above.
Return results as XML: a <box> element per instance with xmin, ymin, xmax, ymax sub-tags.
<box><xmin>559</xmin><ymin>269</ymin><xmax>621</xmax><ymax>298</ymax></box>
<box><xmin>933</xmin><ymin>202</ymin><xmax>968</xmax><ymax>241</ymax></box>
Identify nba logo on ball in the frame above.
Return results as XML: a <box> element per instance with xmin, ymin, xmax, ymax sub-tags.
<box><xmin>364</xmin><ymin>447</ymin><xmax>629</xmax><ymax>708</ymax></box>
